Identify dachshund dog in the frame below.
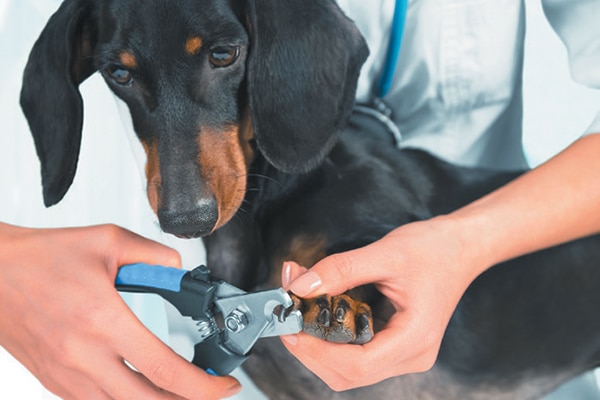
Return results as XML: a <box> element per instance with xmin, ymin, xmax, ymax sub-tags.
<box><xmin>21</xmin><ymin>0</ymin><xmax>600</xmax><ymax>399</ymax></box>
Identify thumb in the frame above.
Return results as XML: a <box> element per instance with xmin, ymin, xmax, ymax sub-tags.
<box><xmin>106</xmin><ymin>227</ymin><xmax>181</xmax><ymax>268</ymax></box>
<box><xmin>288</xmin><ymin>246</ymin><xmax>384</xmax><ymax>297</ymax></box>
<box><xmin>282</xmin><ymin>261</ymin><xmax>308</xmax><ymax>289</ymax></box>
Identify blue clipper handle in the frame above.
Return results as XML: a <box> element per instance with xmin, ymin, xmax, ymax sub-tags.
<box><xmin>115</xmin><ymin>263</ymin><xmax>216</xmax><ymax>319</ymax></box>
<box><xmin>115</xmin><ymin>263</ymin><xmax>250</xmax><ymax>375</ymax></box>
<box><xmin>116</xmin><ymin>263</ymin><xmax>187</xmax><ymax>291</ymax></box>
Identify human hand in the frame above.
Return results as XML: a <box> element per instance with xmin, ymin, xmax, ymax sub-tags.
<box><xmin>0</xmin><ymin>223</ymin><xmax>240</xmax><ymax>399</ymax></box>
<box><xmin>280</xmin><ymin>217</ymin><xmax>485</xmax><ymax>391</ymax></box>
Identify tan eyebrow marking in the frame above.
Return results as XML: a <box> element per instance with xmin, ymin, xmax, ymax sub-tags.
<box><xmin>185</xmin><ymin>36</ymin><xmax>203</xmax><ymax>55</ymax></box>
<box><xmin>119</xmin><ymin>51</ymin><xmax>137</xmax><ymax>68</ymax></box>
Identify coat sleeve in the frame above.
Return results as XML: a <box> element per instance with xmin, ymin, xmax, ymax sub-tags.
<box><xmin>542</xmin><ymin>0</ymin><xmax>600</xmax><ymax>134</ymax></box>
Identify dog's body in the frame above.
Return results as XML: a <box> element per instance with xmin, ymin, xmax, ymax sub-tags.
<box><xmin>210</xmin><ymin>117</ymin><xmax>600</xmax><ymax>399</ymax></box>
<box><xmin>20</xmin><ymin>0</ymin><xmax>600</xmax><ymax>399</ymax></box>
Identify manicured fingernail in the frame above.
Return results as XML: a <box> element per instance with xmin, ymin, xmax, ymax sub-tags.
<box><xmin>281</xmin><ymin>334</ymin><xmax>298</xmax><ymax>346</ymax></box>
<box><xmin>288</xmin><ymin>271</ymin><xmax>322</xmax><ymax>296</ymax></box>
<box><xmin>282</xmin><ymin>262</ymin><xmax>292</xmax><ymax>288</ymax></box>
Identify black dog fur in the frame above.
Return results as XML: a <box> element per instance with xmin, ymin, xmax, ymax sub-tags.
<box><xmin>235</xmin><ymin>116</ymin><xmax>600</xmax><ymax>399</ymax></box>
<box><xmin>20</xmin><ymin>0</ymin><xmax>600</xmax><ymax>399</ymax></box>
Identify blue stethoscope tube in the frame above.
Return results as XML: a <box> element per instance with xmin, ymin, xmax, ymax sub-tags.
<box><xmin>375</xmin><ymin>0</ymin><xmax>408</xmax><ymax>99</ymax></box>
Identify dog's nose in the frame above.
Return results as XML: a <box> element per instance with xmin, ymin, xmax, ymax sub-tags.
<box><xmin>158</xmin><ymin>198</ymin><xmax>219</xmax><ymax>238</ymax></box>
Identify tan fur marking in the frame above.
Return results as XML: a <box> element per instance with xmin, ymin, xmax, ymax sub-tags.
<box><xmin>185</xmin><ymin>36</ymin><xmax>203</xmax><ymax>55</ymax></box>
<box><xmin>239</xmin><ymin>107</ymin><xmax>255</xmax><ymax>164</ymax></box>
<box><xmin>142</xmin><ymin>140</ymin><xmax>161</xmax><ymax>213</ymax></box>
<box><xmin>270</xmin><ymin>235</ymin><xmax>328</xmax><ymax>287</ymax></box>
<box><xmin>287</xmin><ymin>235</ymin><xmax>328</xmax><ymax>268</ymax></box>
<box><xmin>119</xmin><ymin>51</ymin><xmax>137</xmax><ymax>68</ymax></box>
<box><xmin>197</xmin><ymin>125</ymin><xmax>249</xmax><ymax>232</ymax></box>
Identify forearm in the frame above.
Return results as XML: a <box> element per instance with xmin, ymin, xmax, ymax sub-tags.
<box><xmin>448</xmin><ymin>133</ymin><xmax>600</xmax><ymax>276</ymax></box>
<box><xmin>0</xmin><ymin>221</ymin><xmax>20</xmax><ymax>235</ymax></box>
<box><xmin>283</xmin><ymin>134</ymin><xmax>600</xmax><ymax>390</ymax></box>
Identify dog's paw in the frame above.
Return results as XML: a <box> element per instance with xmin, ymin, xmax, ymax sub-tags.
<box><xmin>290</xmin><ymin>293</ymin><xmax>374</xmax><ymax>344</ymax></box>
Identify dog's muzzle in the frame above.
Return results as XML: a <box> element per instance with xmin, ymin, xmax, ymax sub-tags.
<box><xmin>158</xmin><ymin>197</ymin><xmax>219</xmax><ymax>238</ymax></box>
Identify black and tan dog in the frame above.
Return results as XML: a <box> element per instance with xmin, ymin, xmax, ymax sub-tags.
<box><xmin>20</xmin><ymin>0</ymin><xmax>600</xmax><ymax>398</ymax></box>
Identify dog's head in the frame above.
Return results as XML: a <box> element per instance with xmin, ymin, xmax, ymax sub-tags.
<box><xmin>20</xmin><ymin>0</ymin><xmax>368</xmax><ymax>237</ymax></box>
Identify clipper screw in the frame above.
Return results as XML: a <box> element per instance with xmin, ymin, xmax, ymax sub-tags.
<box><xmin>225</xmin><ymin>309</ymin><xmax>248</xmax><ymax>333</ymax></box>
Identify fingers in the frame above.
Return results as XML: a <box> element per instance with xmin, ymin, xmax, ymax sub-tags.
<box><xmin>90</xmin><ymin>224</ymin><xmax>183</xmax><ymax>274</ymax></box>
<box><xmin>1</xmin><ymin>223</ymin><xmax>240</xmax><ymax>400</ymax></box>
<box><xmin>281</xmin><ymin>261</ymin><xmax>308</xmax><ymax>289</ymax></box>
<box><xmin>112</xmin><ymin>303</ymin><xmax>241</xmax><ymax>399</ymax></box>
<box><xmin>281</xmin><ymin>312</ymin><xmax>439</xmax><ymax>391</ymax></box>
<box><xmin>287</xmin><ymin>243</ymin><xmax>393</xmax><ymax>297</ymax></box>
<box><xmin>281</xmin><ymin>333</ymin><xmax>381</xmax><ymax>391</ymax></box>
<box><xmin>97</xmin><ymin>354</ymin><xmax>232</xmax><ymax>400</ymax></box>
<box><xmin>98</xmin><ymin>225</ymin><xmax>243</xmax><ymax>398</ymax></box>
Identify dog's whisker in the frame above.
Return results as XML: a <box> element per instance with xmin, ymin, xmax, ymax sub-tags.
<box><xmin>231</xmin><ymin>205</ymin><xmax>254</xmax><ymax>228</ymax></box>
<box><xmin>247</xmin><ymin>173</ymin><xmax>284</xmax><ymax>188</ymax></box>
<box><xmin>239</xmin><ymin>199</ymin><xmax>254</xmax><ymax>211</ymax></box>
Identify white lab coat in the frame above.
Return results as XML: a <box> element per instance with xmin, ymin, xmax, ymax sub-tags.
<box><xmin>336</xmin><ymin>1</ymin><xmax>600</xmax><ymax>397</ymax></box>
<box><xmin>337</xmin><ymin>0</ymin><xmax>600</xmax><ymax>169</ymax></box>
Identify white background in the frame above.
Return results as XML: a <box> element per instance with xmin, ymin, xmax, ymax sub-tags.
<box><xmin>1</xmin><ymin>0</ymin><xmax>599</xmax><ymax>399</ymax></box>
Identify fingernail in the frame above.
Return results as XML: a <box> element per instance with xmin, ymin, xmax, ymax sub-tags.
<box><xmin>281</xmin><ymin>334</ymin><xmax>298</xmax><ymax>346</ymax></box>
<box><xmin>288</xmin><ymin>271</ymin><xmax>322</xmax><ymax>296</ymax></box>
<box><xmin>225</xmin><ymin>383</ymin><xmax>242</xmax><ymax>398</ymax></box>
<box><xmin>282</xmin><ymin>262</ymin><xmax>292</xmax><ymax>288</ymax></box>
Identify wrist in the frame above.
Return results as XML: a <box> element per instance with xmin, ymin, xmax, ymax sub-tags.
<box><xmin>432</xmin><ymin>211</ymin><xmax>498</xmax><ymax>281</ymax></box>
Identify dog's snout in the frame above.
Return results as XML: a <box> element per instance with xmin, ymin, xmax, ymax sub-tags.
<box><xmin>158</xmin><ymin>198</ymin><xmax>219</xmax><ymax>238</ymax></box>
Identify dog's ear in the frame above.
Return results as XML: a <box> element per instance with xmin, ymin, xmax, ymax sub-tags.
<box><xmin>245</xmin><ymin>0</ymin><xmax>369</xmax><ymax>173</ymax></box>
<box><xmin>20</xmin><ymin>0</ymin><xmax>97</xmax><ymax>207</ymax></box>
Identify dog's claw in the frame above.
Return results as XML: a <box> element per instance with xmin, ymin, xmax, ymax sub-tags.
<box><xmin>296</xmin><ymin>294</ymin><xmax>374</xmax><ymax>344</ymax></box>
<box><xmin>335</xmin><ymin>306</ymin><xmax>346</xmax><ymax>323</ymax></box>
<box><xmin>318</xmin><ymin>308</ymin><xmax>331</xmax><ymax>327</ymax></box>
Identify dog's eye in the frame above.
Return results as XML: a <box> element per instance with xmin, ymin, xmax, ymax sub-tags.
<box><xmin>107</xmin><ymin>66</ymin><xmax>133</xmax><ymax>86</ymax></box>
<box><xmin>209</xmin><ymin>46</ymin><xmax>240</xmax><ymax>68</ymax></box>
